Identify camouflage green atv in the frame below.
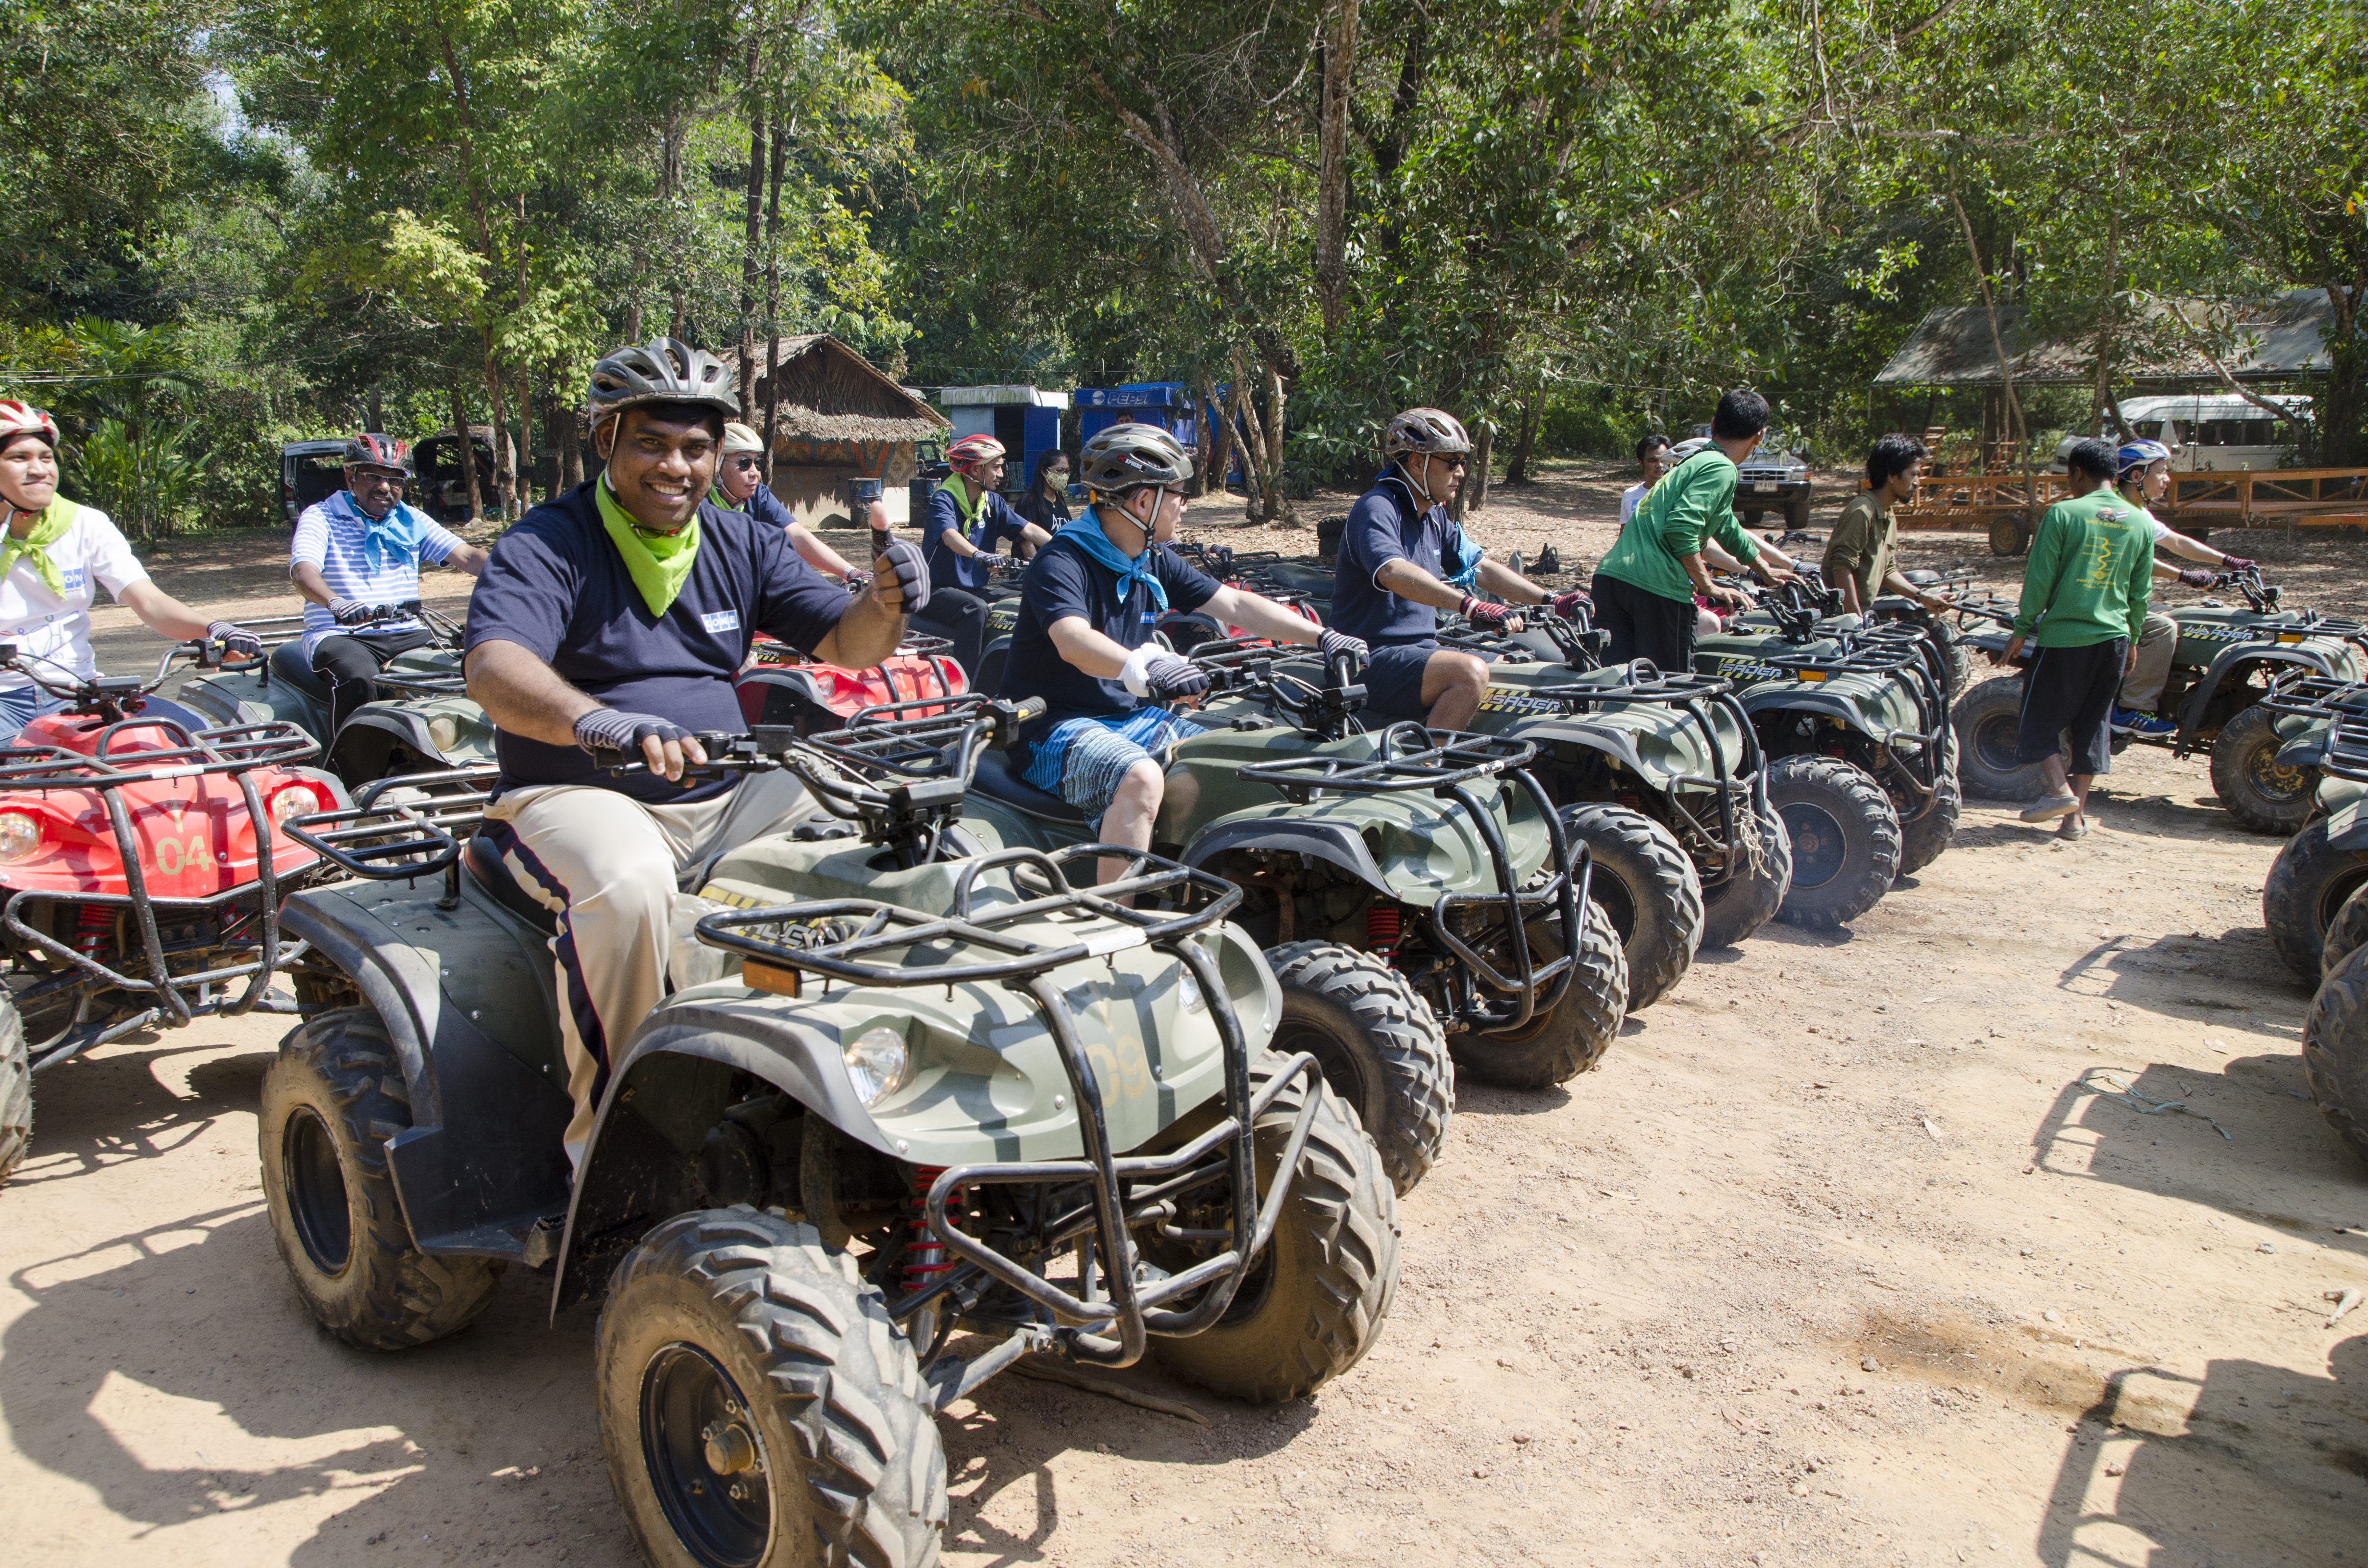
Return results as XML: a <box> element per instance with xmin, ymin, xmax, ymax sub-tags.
<box><xmin>1692</xmin><ymin>576</ymin><xmax>1958</xmax><ymax>929</ymax></box>
<box><xmin>2256</xmin><ymin>677</ymin><xmax>2368</xmax><ymax>981</ymax></box>
<box><xmin>271</xmin><ymin>696</ymin><xmax>1399</xmax><ymax>1567</ymax></box>
<box><xmin>177</xmin><ymin>602</ymin><xmax>493</xmax><ymax>782</ymax></box>
<box><xmin>1953</xmin><ymin>566</ymin><xmax>2368</xmax><ymax>834</ymax></box>
<box><xmin>969</xmin><ymin>646</ymin><xmax>1626</xmax><ymax>1184</ymax></box>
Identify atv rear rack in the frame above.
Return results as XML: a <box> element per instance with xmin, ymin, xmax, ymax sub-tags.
<box><xmin>281</xmin><ymin>766</ymin><xmax>499</xmax><ymax>883</ymax></box>
<box><xmin>1237</xmin><ymin>724</ymin><xmax>1586</xmax><ymax>1031</ymax></box>
<box><xmin>2259</xmin><ymin>673</ymin><xmax>2368</xmax><ymax>721</ymax></box>
<box><xmin>2324</xmin><ymin>719</ymin><xmax>2368</xmax><ymax>784</ymax></box>
<box><xmin>0</xmin><ymin>718</ymin><xmax>328</xmax><ymax>1043</ymax></box>
<box><xmin>697</xmin><ymin>847</ymin><xmax>1322</xmax><ymax>1369</ymax></box>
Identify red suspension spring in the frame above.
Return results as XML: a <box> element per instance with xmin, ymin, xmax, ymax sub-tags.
<box><xmin>903</xmin><ymin>1166</ymin><xmax>961</xmax><ymax>1293</ymax></box>
<box><xmin>1366</xmin><ymin>905</ymin><xmax>1402</xmax><ymax>958</ymax></box>
<box><xmin>74</xmin><ymin>904</ymin><xmax>111</xmax><ymax>955</ymax></box>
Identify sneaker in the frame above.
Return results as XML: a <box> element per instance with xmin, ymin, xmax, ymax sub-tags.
<box><xmin>2020</xmin><ymin>793</ymin><xmax>2080</xmax><ymax>823</ymax></box>
<box><xmin>2112</xmin><ymin>707</ymin><xmax>2177</xmax><ymax>738</ymax></box>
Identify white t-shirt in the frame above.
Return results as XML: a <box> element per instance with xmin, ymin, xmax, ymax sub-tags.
<box><xmin>0</xmin><ymin>502</ymin><xmax>149</xmax><ymax>691</ymax></box>
<box><xmin>1619</xmin><ymin>481</ymin><xmax>1649</xmax><ymax>528</ymax></box>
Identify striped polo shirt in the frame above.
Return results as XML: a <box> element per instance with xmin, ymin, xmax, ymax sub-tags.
<box><xmin>290</xmin><ymin>491</ymin><xmax>467</xmax><ymax>656</ymax></box>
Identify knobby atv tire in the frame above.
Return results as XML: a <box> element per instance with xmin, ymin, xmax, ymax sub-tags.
<box><xmin>1151</xmin><ymin>1052</ymin><xmax>1399</xmax><ymax>1401</ymax></box>
<box><xmin>2305</xmin><ymin>944</ymin><xmax>2368</xmax><ymax>1170</ymax></box>
<box><xmin>1699</xmin><ymin>790</ymin><xmax>1791</xmax><ymax>949</ymax></box>
<box><xmin>1267</xmin><ymin>942</ymin><xmax>1452</xmax><ymax>1197</ymax></box>
<box><xmin>2325</xmin><ymin>882</ymin><xmax>2368</xmax><ymax>978</ymax></box>
<box><xmin>259</xmin><ymin>1005</ymin><xmax>502</xmax><ymax>1350</ymax></box>
<box><xmin>1557</xmin><ymin>803</ymin><xmax>1702</xmax><ymax>1011</ymax></box>
<box><xmin>1767</xmin><ymin>755</ymin><xmax>1901</xmax><ymax>931</ymax></box>
<box><xmin>2209</xmin><ymin>703</ymin><xmax>2317</xmax><ymax>835</ymax></box>
<box><xmin>1449</xmin><ymin>899</ymin><xmax>1628</xmax><ymax>1089</ymax></box>
<box><xmin>0</xmin><ymin>995</ymin><xmax>27</xmax><ymax>1186</ymax></box>
<box><xmin>2263</xmin><ymin>819</ymin><xmax>2368</xmax><ymax>981</ymax></box>
<box><xmin>1897</xmin><ymin>726</ymin><xmax>1962</xmax><ymax>878</ymax></box>
<box><xmin>597</xmin><ymin>1208</ymin><xmax>946</xmax><ymax>1568</ymax></box>
<box><xmin>1954</xmin><ymin>675</ymin><xmax>2052</xmax><ymax>800</ymax></box>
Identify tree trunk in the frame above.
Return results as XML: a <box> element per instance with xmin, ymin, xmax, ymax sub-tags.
<box><xmin>738</xmin><ymin>49</ymin><xmax>765</xmax><ymax>420</ymax></box>
<box><xmin>1313</xmin><ymin>0</ymin><xmax>1360</xmax><ymax>339</ymax></box>
<box><xmin>1200</xmin><ymin>376</ymin><xmax>1234</xmax><ymax>501</ymax></box>
<box><xmin>514</xmin><ymin>365</ymin><xmax>533</xmax><ymax>506</ymax></box>
<box><xmin>1463</xmin><ymin>421</ymin><xmax>1495</xmax><ymax>514</ymax></box>
<box><xmin>1948</xmin><ymin>185</ymin><xmax>2026</xmax><ymax>466</ymax></box>
<box><xmin>1505</xmin><ymin>398</ymin><xmax>1540</xmax><ymax>484</ymax></box>
<box><xmin>482</xmin><ymin>338</ymin><xmax>514</xmax><ymax>519</ymax></box>
<box><xmin>2088</xmin><ymin>212</ymin><xmax>2126</xmax><ymax>439</ymax></box>
<box><xmin>554</xmin><ymin>376</ymin><xmax>582</xmax><ymax>490</ymax></box>
<box><xmin>449</xmin><ymin>378</ymin><xmax>484</xmax><ymax>525</ymax></box>
<box><xmin>760</xmin><ymin>110</ymin><xmax>788</xmax><ymax>484</ymax></box>
<box><xmin>366</xmin><ymin>387</ymin><xmax>384</xmax><ymax>432</ymax></box>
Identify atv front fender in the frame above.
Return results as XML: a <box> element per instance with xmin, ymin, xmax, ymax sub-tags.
<box><xmin>2178</xmin><ymin>645</ymin><xmax>2348</xmax><ymax>745</ymax></box>
<box><xmin>1184</xmin><ymin>788</ymin><xmax>1553</xmax><ymax>906</ymax></box>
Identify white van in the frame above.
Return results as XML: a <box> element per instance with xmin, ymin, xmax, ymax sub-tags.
<box><xmin>2054</xmin><ymin>392</ymin><xmax>2312</xmax><ymax>472</ymax></box>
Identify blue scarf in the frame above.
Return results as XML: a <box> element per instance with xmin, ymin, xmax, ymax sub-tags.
<box><xmin>332</xmin><ymin>490</ymin><xmax>425</xmax><ymax>574</ymax></box>
<box><xmin>1379</xmin><ymin>473</ymin><xmax>1484</xmax><ymax>591</ymax></box>
<box><xmin>1056</xmin><ymin>508</ymin><xmax>1168</xmax><ymax>611</ymax></box>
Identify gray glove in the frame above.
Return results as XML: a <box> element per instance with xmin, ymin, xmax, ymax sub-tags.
<box><xmin>574</xmin><ymin>708</ymin><xmax>693</xmax><ymax>759</ymax></box>
<box><xmin>329</xmin><ymin>597</ymin><xmax>376</xmax><ymax>626</ymax></box>
<box><xmin>207</xmin><ymin>621</ymin><xmax>263</xmax><ymax>661</ymax></box>
<box><xmin>1144</xmin><ymin>653</ymin><xmax>1212</xmax><ymax>702</ymax></box>
<box><xmin>872</xmin><ymin>538</ymin><xmax>929</xmax><ymax>613</ymax></box>
<box><xmin>2178</xmin><ymin>566</ymin><xmax>2216</xmax><ymax>588</ymax></box>
<box><xmin>1317</xmin><ymin>627</ymin><xmax>1368</xmax><ymax>663</ymax></box>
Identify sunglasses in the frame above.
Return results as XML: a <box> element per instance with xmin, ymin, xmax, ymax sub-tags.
<box><xmin>728</xmin><ymin>456</ymin><xmax>763</xmax><ymax>471</ymax></box>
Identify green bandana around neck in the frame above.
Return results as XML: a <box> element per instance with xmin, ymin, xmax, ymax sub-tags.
<box><xmin>0</xmin><ymin>495</ymin><xmax>79</xmax><ymax>596</ymax></box>
<box><xmin>597</xmin><ymin>473</ymin><xmax>702</xmax><ymax>616</ymax></box>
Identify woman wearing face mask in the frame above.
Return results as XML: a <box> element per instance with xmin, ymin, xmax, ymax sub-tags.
<box><xmin>710</xmin><ymin>422</ymin><xmax>866</xmax><ymax>587</ymax></box>
<box><xmin>0</xmin><ymin>402</ymin><xmax>261</xmax><ymax>735</ymax></box>
<box><xmin>1014</xmin><ymin>449</ymin><xmax>1073</xmax><ymax>541</ymax></box>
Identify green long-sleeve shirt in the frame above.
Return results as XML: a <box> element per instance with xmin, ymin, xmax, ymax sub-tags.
<box><xmin>2011</xmin><ymin>486</ymin><xmax>2155</xmax><ymax>648</ymax></box>
<box><xmin>1594</xmin><ymin>448</ymin><xmax>1762</xmax><ymax>603</ymax></box>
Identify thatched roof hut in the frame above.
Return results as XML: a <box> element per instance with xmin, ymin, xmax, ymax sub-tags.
<box><xmin>712</xmin><ymin>335</ymin><xmax>946</xmax><ymax>526</ymax></box>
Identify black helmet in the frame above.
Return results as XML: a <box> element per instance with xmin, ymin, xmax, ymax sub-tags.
<box><xmin>1080</xmin><ymin>423</ymin><xmax>1195</xmax><ymax>494</ymax></box>
<box><xmin>343</xmin><ymin>432</ymin><xmax>414</xmax><ymax>475</ymax></box>
<box><xmin>1382</xmin><ymin>407</ymin><xmax>1474</xmax><ymax>460</ymax></box>
<box><xmin>586</xmin><ymin>338</ymin><xmax>739</xmax><ymax>423</ymax></box>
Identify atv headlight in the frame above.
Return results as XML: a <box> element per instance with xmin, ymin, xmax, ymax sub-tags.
<box><xmin>0</xmin><ymin>810</ymin><xmax>40</xmax><ymax>862</ymax></box>
<box><xmin>427</xmin><ymin>714</ymin><xmax>460</xmax><ymax>754</ymax></box>
<box><xmin>268</xmin><ymin>783</ymin><xmax>327</xmax><ymax>826</ymax></box>
<box><xmin>843</xmin><ymin>1026</ymin><xmax>910</xmax><ymax>1106</ymax></box>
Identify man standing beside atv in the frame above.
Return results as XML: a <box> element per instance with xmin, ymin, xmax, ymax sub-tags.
<box><xmin>461</xmin><ymin>338</ymin><xmax>928</xmax><ymax>1161</ymax></box>
<box><xmin>1330</xmin><ymin>407</ymin><xmax>1586</xmax><ymax>728</ymax></box>
<box><xmin>997</xmin><ymin>423</ymin><xmax>1353</xmax><ymax>877</ymax></box>
<box><xmin>0</xmin><ymin>401</ymin><xmax>262</xmax><ymax>734</ymax></box>
<box><xmin>2110</xmin><ymin>438</ymin><xmax>2256</xmax><ymax>739</ymax></box>
<box><xmin>1823</xmin><ymin>433</ymin><xmax>1957</xmax><ymax>618</ymax></box>
<box><xmin>289</xmin><ymin>433</ymin><xmax>489</xmax><ymax>735</ymax></box>
<box><xmin>2004</xmin><ymin>437</ymin><xmax>2155</xmax><ymax>838</ymax></box>
<box><xmin>917</xmin><ymin>433</ymin><xmax>1053</xmax><ymax>676</ymax></box>
<box><xmin>1591</xmin><ymin>391</ymin><xmax>1796</xmax><ymax>669</ymax></box>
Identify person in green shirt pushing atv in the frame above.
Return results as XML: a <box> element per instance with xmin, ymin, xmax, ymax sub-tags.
<box><xmin>2003</xmin><ymin>437</ymin><xmax>2155</xmax><ymax>839</ymax></box>
<box><xmin>1592</xmin><ymin>390</ymin><xmax>1797</xmax><ymax>668</ymax></box>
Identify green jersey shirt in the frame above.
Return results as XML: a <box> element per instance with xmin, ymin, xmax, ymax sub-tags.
<box><xmin>1594</xmin><ymin>448</ymin><xmax>1761</xmax><ymax>603</ymax></box>
<box><xmin>2011</xmin><ymin>486</ymin><xmax>2155</xmax><ymax>648</ymax></box>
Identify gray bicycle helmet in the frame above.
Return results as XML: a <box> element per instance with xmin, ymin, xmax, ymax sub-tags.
<box><xmin>1382</xmin><ymin>407</ymin><xmax>1474</xmax><ymax>460</ymax></box>
<box><xmin>586</xmin><ymin>338</ymin><xmax>740</xmax><ymax>422</ymax></box>
<box><xmin>1080</xmin><ymin>423</ymin><xmax>1195</xmax><ymax>493</ymax></box>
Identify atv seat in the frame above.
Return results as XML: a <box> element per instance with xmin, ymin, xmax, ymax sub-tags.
<box><xmin>1258</xmin><ymin>561</ymin><xmax>1334</xmax><ymax>597</ymax></box>
<box><xmin>973</xmin><ymin>748</ymin><xmax>1088</xmax><ymax>824</ymax></box>
<box><xmin>461</xmin><ymin>831</ymin><xmax>561</xmax><ymax>935</ymax></box>
<box><xmin>269</xmin><ymin>639</ymin><xmax>334</xmax><ymax>703</ymax></box>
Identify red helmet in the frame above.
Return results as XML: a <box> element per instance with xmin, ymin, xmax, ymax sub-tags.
<box><xmin>343</xmin><ymin>433</ymin><xmax>414</xmax><ymax>475</ymax></box>
<box><xmin>946</xmin><ymin>434</ymin><xmax>1007</xmax><ymax>474</ymax></box>
<box><xmin>0</xmin><ymin>400</ymin><xmax>60</xmax><ymax>453</ymax></box>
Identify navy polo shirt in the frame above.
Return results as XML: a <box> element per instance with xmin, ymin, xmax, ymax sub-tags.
<box><xmin>1331</xmin><ymin>474</ymin><xmax>1477</xmax><ymax>648</ymax></box>
<box><xmin>995</xmin><ymin>534</ymin><xmax>1220</xmax><ymax>746</ymax></box>
<box><xmin>465</xmin><ymin>480</ymin><xmax>853</xmax><ymax>802</ymax></box>
<box><xmin>736</xmin><ymin>481</ymin><xmax>799</xmax><ymax>533</ymax></box>
<box><xmin>922</xmin><ymin>483</ymin><xmax>1030</xmax><ymax>594</ymax></box>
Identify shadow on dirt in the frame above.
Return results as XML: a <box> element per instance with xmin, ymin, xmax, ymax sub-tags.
<box><xmin>6</xmin><ymin>1034</ymin><xmax>273</xmax><ymax>1188</ymax></box>
<box><xmin>2036</xmin><ymin>1339</ymin><xmax>2368</xmax><ymax>1568</ymax></box>
<box><xmin>2053</xmin><ymin>929</ymin><xmax>2309</xmax><ymax>1033</ymax></box>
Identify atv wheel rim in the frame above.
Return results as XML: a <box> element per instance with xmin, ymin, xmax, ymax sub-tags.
<box><xmin>282</xmin><ymin>1105</ymin><xmax>353</xmax><ymax>1276</ymax></box>
<box><xmin>641</xmin><ymin>1343</ymin><xmax>773</xmax><ymax>1568</ymax></box>
<box><xmin>1778</xmin><ymin>802</ymin><xmax>1849</xmax><ymax>891</ymax></box>
<box><xmin>2246</xmin><ymin>745</ymin><xmax>2310</xmax><ymax>803</ymax></box>
<box><xmin>1275</xmin><ymin>1018</ymin><xmax>1374</xmax><ymax>1130</ymax></box>
<box><xmin>1970</xmin><ymin>712</ymin><xmax>2021</xmax><ymax>777</ymax></box>
<box><xmin>1588</xmin><ymin>869</ymin><xmax>1640</xmax><ymax>944</ymax></box>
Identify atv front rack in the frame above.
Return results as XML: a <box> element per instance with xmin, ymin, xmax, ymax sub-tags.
<box><xmin>1237</xmin><ymin>725</ymin><xmax>1586</xmax><ymax>1031</ymax></box>
<box><xmin>0</xmin><ymin>718</ymin><xmax>328</xmax><ymax>1046</ymax></box>
<box><xmin>2259</xmin><ymin>673</ymin><xmax>2368</xmax><ymax>722</ymax></box>
<box><xmin>2324</xmin><ymin>718</ymin><xmax>2368</xmax><ymax>784</ymax></box>
<box><xmin>697</xmin><ymin>846</ymin><xmax>1323</xmax><ymax>1369</ymax></box>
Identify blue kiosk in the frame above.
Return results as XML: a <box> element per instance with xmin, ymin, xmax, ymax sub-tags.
<box><xmin>936</xmin><ymin>384</ymin><xmax>1069</xmax><ymax>496</ymax></box>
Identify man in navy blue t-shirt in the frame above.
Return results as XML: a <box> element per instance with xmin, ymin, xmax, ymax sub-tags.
<box><xmin>1332</xmin><ymin>407</ymin><xmax>1585</xmax><ymax>728</ymax></box>
<box><xmin>915</xmin><ymin>433</ymin><xmax>1052</xmax><ymax>676</ymax></box>
<box><xmin>462</xmin><ymin>338</ymin><xmax>927</xmax><ymax>1163</ymax></box>
<box><xmin>997</xmin><ymin>424</ymin><xmax>1357</xmax><ymax>880</ymax></box>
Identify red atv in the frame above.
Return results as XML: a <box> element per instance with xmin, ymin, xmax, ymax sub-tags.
<box><xmin>0</xmin><ymin>639</ymin><xmax>348</xmax><ymax>1184</ymax></box>
<box><xmin>736</xmin><ymin>631</ymin><xmax>968</xmax><ymax>735</ymax></box>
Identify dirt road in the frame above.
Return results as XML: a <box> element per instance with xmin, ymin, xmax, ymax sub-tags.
<box><xmin>6</xmin><ymin>474</ymin><xmax>2368</xmax><ymax>1566</ymax></box>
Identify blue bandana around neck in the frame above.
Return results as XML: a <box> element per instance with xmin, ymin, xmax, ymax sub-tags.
<box><xmin>1379</xmin><ymin>472</ymin><xmax>1485</xmax><ymax>592</ymax></box>
<box><xmin>1057</xmin><ymin>507</ymin><xmax>1168</xmax><ymax>612</ymax></box>
<box><xmin>332</xmin><ymin>489</ymin><xmax>425</xmax><ymax>574</ymax></box>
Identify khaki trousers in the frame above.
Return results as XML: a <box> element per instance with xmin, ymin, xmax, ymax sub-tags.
<box><xmin>2119</xmin><ymin>611</ymin><xmax>2178</xmax><ymax>711</ymax></box>
<box><xmin>481</xmin><ymin>771</ymin><xmax>816</xmax><ymax>1164</ymax></box>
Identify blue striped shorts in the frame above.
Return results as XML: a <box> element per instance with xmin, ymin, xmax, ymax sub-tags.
<box><xmin>1024</xmin><ymin>707</ymin><xmax>1206</xmax><ymax>824</ymax></box>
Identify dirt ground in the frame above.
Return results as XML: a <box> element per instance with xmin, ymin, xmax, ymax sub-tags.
<box><xmin>8</xmin><ymin>463</ymin><xmax>2368</xmax><ymax>1567</ymax></box>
